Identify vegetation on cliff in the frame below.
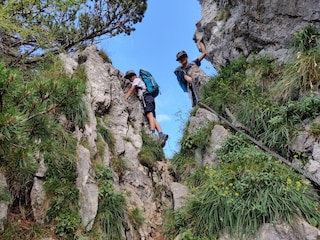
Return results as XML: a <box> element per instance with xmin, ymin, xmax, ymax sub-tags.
<box><xmin>167</xmin><ymin>25</ymin><xmax>320</xmax><ymax>239</ymax></box>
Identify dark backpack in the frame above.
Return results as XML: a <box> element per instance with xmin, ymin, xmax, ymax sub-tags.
<box><xmin>139</xmin><ymin>69</ymin><xmax>159</xmax><ymax>98</ymax></box>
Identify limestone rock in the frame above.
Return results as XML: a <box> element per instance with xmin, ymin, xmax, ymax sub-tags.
<box><xmin>196</xmin><ymin>0</ymin><xmax>320</xmax><ymax>70</ymax></box>
<box><xmin>170</xmin><ymin>182</ymin><xmax>189</xmax><ymax>211</ymax></box>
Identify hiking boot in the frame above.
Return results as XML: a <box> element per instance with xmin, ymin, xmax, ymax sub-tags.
<box><xmin>159</xmin><ymin>134</ymin><xmax>168</xmax><ymax>148</ymax></box>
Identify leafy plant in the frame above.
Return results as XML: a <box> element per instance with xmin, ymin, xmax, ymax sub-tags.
<box><xmin>201</xmin><ymin>56</ymin><xmax>247</xmax><ymax>113</ymax></box>
<box><xmin>130</xmin><ymin>208</ymin><xmax>145</xmax><ymax>228</ymax></box>
<box><xmin>138</xmin><ymin>131</ymin><xmax>164</xmax><ymax>169</ymax></box>
<box><xmin>111</xmin><ymin>156</ymin><xmax>128</xmax><ymax>178</ymax></box>
<box><xmin>236</xmin><ymin>94</ymin><xmax>320</xmax><ymax>154</ymax></box>
<box><xmin>171</xmin><ymin>143</ymin><xmax>320</xmax><ymax>239</ymax></box>
<box><xmin>170</xmin><ymin>151</ymin><xmax>199</xmax><ymax>182</ymax></box>
<box><xmin>90</xmin><ymin>164</ymin><xmax>127</xmax><ymax>239</ymax></box>
<box><xmin>98</xmin><ymin>192</ymin><xmax>127</xmax><ymax>240</ymax></box>
<box><xmin>45</xmin><ymin>147</ymin><xmax>81</xmax><ymax>238</ymax></box>
<box><xmin>0</xmin><ymin>56</ymin><xmax>88</xmax><ymax>238</ymax></box>
<box><xmin>310</xmin><ymin>121</ymin><xmax>320</xmax><ymax>135</ymax></box>
<box><xmin>0</xmin><ymin>0</ymin><xmax>147</xmax><ymax>67</ymax></box>
<box><xmin>97</xmin><ymin>118</ymin><xmax>116</xmax><ymax>153</ymax></box>
<box><xmin>272</xmin><ymin>26</ymin><xmax>320</xmax><ymax>102</ymax></box>
<box><xmin>290</xmin><ymin>25</ymin><xmax>319</xmax><ymax>52</ymax></box>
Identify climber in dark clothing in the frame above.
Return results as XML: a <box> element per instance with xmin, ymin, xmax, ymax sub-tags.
<box><xmin>174</xmin><ymin>35</ymin><xmax>209</xmax><ymax>107</ymax></box>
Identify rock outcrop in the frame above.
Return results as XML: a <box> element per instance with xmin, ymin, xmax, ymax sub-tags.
<box><xmin>60</xmin><ymin>45</ymin><xmax>176</xmax><ymax>239</ymax></box>
<box><xmin>196</xmin><ymin>0</ymin><xmax>320</xmax><ymax>70</ymax></box>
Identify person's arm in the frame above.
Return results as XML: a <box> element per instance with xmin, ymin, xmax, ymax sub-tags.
<box><xmin>184</xmin><ymin>74</ymin><xmax>192</xmax><ymax>83</ymax></box>
<box><xmin>197</xmin><ymin>36</ymin><xmax>206</xmax><ymax>62</ymax></box>
<box><xmin>175</xmin><ymin>68</ymin><xmax>192</xmax><ymax>83</ymax></box>
<box><xmin>125</xmin><ymin>85</ymin><xmax>136</xmax><ymax>100</ymax></box>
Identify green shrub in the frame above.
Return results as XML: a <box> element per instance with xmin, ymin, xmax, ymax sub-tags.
<box><xmin>272</xmin><ymin>26</ymin><xmax>320</xmax><ymax>102</ymax></box>
<box><xmin>138</xmin><ymin>131</ymin><xmax>164</xmax><ymax>169</ymax></box>
<box><xmin>170</xmin><ymin>151</ymin><xmax>198</xmax><ymax>182</ymax></box>
<box><xmin>111</xmin><ymin>156</ymin><xmax>128</xmax><ymax>177</ymax></box>
<box><xmin>97</xmin><ymin>118</ymin><xmax>116</xmax><ymax>153</ymax></box>
<box><xmin>310</xmin><ymin>121</ymin><xmax>320</xmax><ymax>135</ymax></box>
<box><xmin>91</xmin><ymin>164</ymin><xmax>127</xmax><ymax>239</ymax></box>
<box><xmin>290</xmin><ymin>25</ymin><xmax>319</xmax><ymax>52</ymax></box>
<box><xmin>98</xmin><ymin>192</ymin><xmax>127</xmax><ymax>240</ymax></box>
<box><xmin>272</xmin><ymin>48</ymin><xmax>320</xmax><ymax>102</ymax></box>
<box><xmin>201</xmin><ymin>56</ymin><xmax>247</xmax><ymax>114</ymax></box>
<box><xmin>174</xmin><ymin>145</ymin><xmax>320</xmax><ymax>239</ymax></box>
<box><xmin>130</xmin><ymin>208</ymin><xmax>145</xmax><ymax>228</ymax></box>
<box><xmin>0</xmin><ymin>56</ymin><xmax>87</xmax><ymax>239</ymax></box>
<box><xmin>236</xmin><ymin>95</ymin><xmax>320</xmax><ymax>154</ymax></box>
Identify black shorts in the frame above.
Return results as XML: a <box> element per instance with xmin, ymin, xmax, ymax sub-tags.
<box><xmin>143</xmin><ymin>94</ymin><xmax>156</xmax><ymax>118</ymax></box>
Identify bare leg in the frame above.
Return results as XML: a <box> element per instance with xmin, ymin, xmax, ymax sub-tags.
<box><xmin>154</xmin><ymin>119</ymin><xmax>162</xmax><ymax>133</ymax></box>
<box><xmin>146</xmin><ymin>112</ymin><xmax>156</xmax><ymax>131</ymax></box>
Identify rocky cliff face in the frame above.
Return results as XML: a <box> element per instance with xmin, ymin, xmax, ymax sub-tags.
<box><xmin>196</xmin><ymin>0</ymin><xmax>320</xmax><ymax>70</ymax></box>
<box><xmin>60</xmin><ymin>46</ymin><xmax>177</xmax><ymax>239</ymax></box>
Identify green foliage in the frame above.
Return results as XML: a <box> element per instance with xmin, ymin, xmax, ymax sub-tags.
<box><xmin>138</xmin><ymin>131</ymin><xmax>164</xmax><ymax>169</ymax></box>
<box><xmin>96</xmin><ymin>134</ymin><xmax>107</xmax><ymax>160</ymax></box>
<box><xmin>163</xmin><ymin>209</ymin><xmax>188</xmax><ymax>238</ymax></box>
<box><xmin>170</xmin><ymin>151</ymin><xmax>198</xmax><ymax>182</ymax></box>
<box><xmin>181</xmin><ymin>121</ymin><xmax>216</xmax><ymax>153</ymax></box>
<box><xmin>272</xmin><ymin>48</ymin><xmax>320</xmax><ymax>102</ymax></box>
<box><xmin>290</xmin><ymin>25</ymin><xmax>320</xmax><ymax>52</ymax></box>
<box><xmin>201</xmin><ymin>56</ymin><xmax>247</xmax><ymax>114</ymax></box>
<box><xmin>44</xmin><ymin>138</ymin><xmax>81</xmax><ymax>238</ymax></box>
<box><xmin>91</xmin><ymin>164</ymin><xmax>127</xmax><ymax>239</ymax></box>
<box><xmin>0</xmin><ymin>57</ymin><xmax>87</xmax><ymax>238</ymax></box>
<box><xmin>272</xmin><ymin>26</ymin><xmax>320</xmax><ymax>102</ymax></box>
<box><xmin>98</xmin><ymin>191</ymin><xmax>127</xmax><ymax>240</ymax></box>
<box><xmin>0</xmin><ymin>0</ymin><xmax>148</xmax><ymax>67</ymax></box>
<box><xmin>130</xmin><ymin>208</ymin><xmax>145</xmax><ymax>228</ymax></box>
<box><xmin>310</xmin><ymin>121</ymin><xmax>320</xmax><ymax>135</ymax></box>
<box><xmin>246</xmin><ymin>56</ymin><xmax>279</xmax><ymax>92</ymax></box>
<box><xmin>97</xmin><ymin>118</ymin><xmax>116</xmax><ymax>153</ymax></box>
<box><xmin>94</xmin><ymin>163</ymin><xmax>114</xmax><ymax>182</ymax></box>
<box><xmin>186</xmin><ymin>167</ymin><xmax>208</xmax><ymax>189</ymax></box>
<box><xmin>236</xmin><ymin>95</ymin><xmax>320</xmax><ymax>154</ymax></box>
<box><xmin>55</xmin><ymin>211</ymin><xmax>81</xmax><ymax>237</ymax></box>
<box><xmin>167</xmin><ymin>26</ymin><xmax>320</xmax><ymax>240</ymax></box>
<box><xmin>0</xmin><ymin>186</ymin><xmax>10</xmax><ymax>202</ymax></box>
<box><xmin>0</xmin><ymin>220</ymin><xmax>46</xmax><ymax>240</ymax></box>
<box><xmin>170</xmin><ymin>138</ymin><xmax>320</xmax><ymax>239</ymax></box>
<box><xmin>111</xmin><ymin>156</ymin><xmax>128</xmax><ymax>178</ymax></box>
<box><xmin>61</xmin><ymin>66</ymin><xmax>88</xmax><ymax>128</ymax></box>
<box><xmin>171</xmin><ymin>122</ymin><xmax>216</xmax><ymax>181</ymax></box>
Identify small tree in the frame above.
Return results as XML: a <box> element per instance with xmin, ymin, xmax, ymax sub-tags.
<box><xmin>0</xmin><ymin>0</ymin><xmax>147</xmax><ymax>68</ymax></box>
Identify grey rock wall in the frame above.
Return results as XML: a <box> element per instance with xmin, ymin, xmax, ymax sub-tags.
<box><xmin>60</xmin><ymin>45</ymin><xmax>176</xmax><ymax>239</ymax></box>
<box><xmin>196</xmin><ymin>0</ymin><xmax>320</xmax><ymax>70</ymax></box>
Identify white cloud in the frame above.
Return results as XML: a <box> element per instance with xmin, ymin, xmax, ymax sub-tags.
<box><xmin>157</xmin><ymin>114</ymin><xmax>171</xmax><ymax>122</ymax></box>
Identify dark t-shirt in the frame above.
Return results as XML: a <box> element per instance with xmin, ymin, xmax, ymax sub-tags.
<box><xmin>174</xmin><ymin>58</ymin><xmax>209</xmax><ymax>95</ymax></box>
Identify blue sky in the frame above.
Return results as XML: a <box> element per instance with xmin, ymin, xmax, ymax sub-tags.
<box><xmin>99</xmin><ymin>0</ymin><xmax>216</xmax><ymax>158</ymax></box>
